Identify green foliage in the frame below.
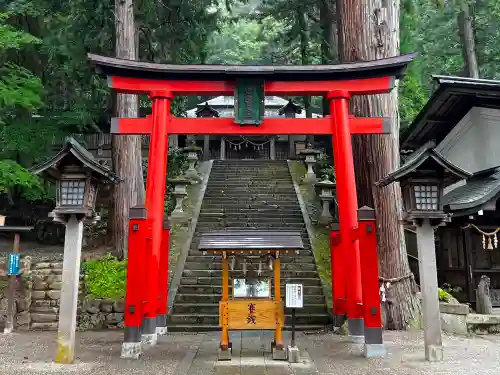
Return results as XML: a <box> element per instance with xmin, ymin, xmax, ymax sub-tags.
<box><xmin>83</xmin><ymin>254</ymin><xmax>127</xmax><ymax>300</ymax></box>
<box><xmin>0</xmin><ymin>159</ymin><xmax>49</xmax><ymax>201</ymax></box>
<box><xmin>438</xmin><ymin>287</ymin><xmax>453</xmax><ymax>302</ymax></box>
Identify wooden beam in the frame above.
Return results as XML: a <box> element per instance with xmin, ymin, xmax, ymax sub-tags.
<box><xmin>108</xmin><ymin>76</ymin><xmax>395</xmax><ymax>96</ymax></box>
<box><xmin>111</xmin><ymin>117</ymin><xmax>391</xmax><ymax>136</ymax></box>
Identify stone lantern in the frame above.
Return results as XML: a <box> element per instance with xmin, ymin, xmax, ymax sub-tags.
<box><xmin>278</xmin><ymin>99</ymin><xmax>302</xmax><ymax>118</ymax></box>
<box><xmin>315</xmin><ymin>178</ymin><xmax>336</xmax><ymax>224</ymax></box>
<box><xmin>299</xmin><ymin>144</ymin><xmax>321</xmax><ymax>183</ymax></box>
<box><xmin>171</xmin><ymin>176</ymin><xmax>191</xmax><ymax>216</ymax></box>
<box><xmin>30</xmin><ymin>136</ymin><xmax>119</xmax><ymax>364</ymax></box>
<box><xmin>182</xmin><ymin>141</ymin><xmax>203</xmax><ymax>183</ymax></box>
<box><xmin>378</xmin><ymin>140</ymin><xmax>471</xmax><ymax>362</ymax></box>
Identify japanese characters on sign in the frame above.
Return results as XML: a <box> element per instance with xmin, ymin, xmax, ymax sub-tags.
<box><xmin>7</xmin><ymin>253</ymin><xmax>20</xmax><ymax>276</ymax></box>
<box><xmin>286</xmin><ymin>284</ymin><xmax>303</xmax><ymax>308</ymax></box>
<box><xmin>246</xmin><ymin>303</ymin><xmax>257</xmax><ymax>325</ymax></box>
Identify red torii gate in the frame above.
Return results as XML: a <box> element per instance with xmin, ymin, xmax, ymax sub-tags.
<box><xmin>88</xmin><ymin>53</ymin><xmax>415</xmax><ymax>359</ymax></box>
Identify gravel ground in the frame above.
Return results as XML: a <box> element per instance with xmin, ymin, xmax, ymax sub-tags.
<box><xmin>1</xmin><ymin>330</ymin><xmax>499</xmax><ymax>375</ymax></box>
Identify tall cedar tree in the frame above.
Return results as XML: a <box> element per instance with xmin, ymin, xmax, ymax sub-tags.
<box><xmin>336</xmin><ymin>0</ymin><xmax>422</xmax><ymax>329</ymax></box>
<box><xmin>111</xmin><ymin>0</ymin><xmax>146</xmax><ymax>258</ymax></box>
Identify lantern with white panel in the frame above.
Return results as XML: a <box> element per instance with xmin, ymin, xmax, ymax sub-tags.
<box><xmin>378</xmin><ymin>140</ymin><xmax>471</xmax><ymax>362</ymax></box>
<box><xmin>31</xmin><ymin>137</ymin><xmax>120</xmax><ymax>364</ymax></box>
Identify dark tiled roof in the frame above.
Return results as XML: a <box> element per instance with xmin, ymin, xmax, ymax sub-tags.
<box><xmin>30</xmin><ymin>137</ymin><xmax>120</xmax><ymax>184</ymax></box>
<box><xmin>377</xmin><ymin>140</ymin><xmax>471</xmax><ymax>187</ymax></box>
<box><xmin>198</xmin><ymin>230</ymin><xmax>304</xmax><ymax>250</ymax></box>
<box><xmin>402</xmin><ymin>75</ymin><xmax>500</xmax><ymax>150</ymax></box>
<box><xmin>444</xmin><ymin>168</ymin><xmax>500</xmax><ymax>214</ymax></box>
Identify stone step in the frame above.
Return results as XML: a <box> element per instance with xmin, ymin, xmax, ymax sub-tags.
<box><xmin>166</xmin><ymin>324</ymin><xmax>328</xmax><ymax>332</ymax></box>
<box><xmin>196</xmin><ymin>219</ymin><xmax>305</xmax><ymax>227</ymax></box>
<box><xmin>195</xmin><ymin>223</ymin><xmax>305</xmax><ymax>231</ymax></box>
<box><xmin>175</xmin><ymin>294</ymin><xmax>325</xmax><ymax>304</ymax></box>
<box><xmin>182</xmin><ymin>270</ymin><xmax>320</xmax><ymax>278</ymax></box>
<box><xmin>183</xmin><ymin>255</ymin><xmax>315</xmax><ymax>263</ymax></box>
<box><xmin>200</xmin><ymin>204</ymin><xmax>302</xmax><ymax>212</ymax></box>
<box><xmin>198</xmin><ymin>212</ymin><xmax>304</xmax><ymax>220</ymax></box>
<box><xmin>183</xmin><ymin>261</ymin><xmax>317</xmax><ymax>271</ymax></box>
<box><xmin>176</xmin><ymin>285</ymin><xmax>324</xmax><ymax>295</ymax></box>
<box><xmin>179</xmin><ymin>277</ymin><xmax>322</xmax><ymax>287</ymax></box>
<box><xmin>168</xmin><ymin>313</ymin><xmax>330</xmax><ymax>325</ymax></box>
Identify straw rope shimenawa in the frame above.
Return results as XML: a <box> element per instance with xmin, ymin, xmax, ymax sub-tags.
<box><xmin>462</xmin><ymin>223</ymin><xmax>500</xmax><ymax>250</ymax></box>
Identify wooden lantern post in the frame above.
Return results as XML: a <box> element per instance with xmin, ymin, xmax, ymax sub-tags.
<box><xmin>31</xmin><ymin>137</ymin><xmax>120</xmax><ymax>364</ymax></box>
<box><xmin>378</xmin><ymin>140</ymin><xmax>471</xmax><ymax>362</ymax></box>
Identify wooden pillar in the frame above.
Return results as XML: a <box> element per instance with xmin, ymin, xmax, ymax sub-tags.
<box><xmin>328</xmin><ymin>91</ymin><xmax>364</xmax><ymax>340</ymax></box>
<box><xmin>288</xmin><ymin>135</ymin><xmax>296</xmax><ymax>158</ymax></box>
<box><xmin>416</xmin><ymin>219</ymin><xmax>443</xmax><ymax>362</ymax></box>
<box><xmin>463</xmin><ymin>226</ymin><xmax>475</xmax><ymax>305</ymax></box>
<box><xmin>121</xmin><ymin>206</ymin><xmax>147</xmax><ymax>359</ymax></box>
<box><xmin>4</xmin><ymin>233</ymin><xmax>20</xmax><ymax>335</ymax></box>
<box><xmin>55</xmin><ymin>215</ymin><xmax>84</xmax><ymax>364</ymax></box>
<box><xmin>143</xmin><ymin>90</ymin><xmax>172</xmax><ymax>347</ymax></box>
<box><xmin>270</xmin><ymin>136</ymin><xmax>276</xmax><ymax>160</ymax></box>
<box><xmin>221</xmin><ymin>253</ymin><xmax>229</xmax><ymax>349</ymax></box>
<box><xmin>274</xmin><ymin>255</ymin><xmax>282</xmax><ymax>347</ymax></box>
<box><xmin>203</xmin><ymin>135</ymin><xmax>210</xmax><ymax>161</ymax></box>
<box><xmin>220</xmin><ymin>138</ymin><xmax>226</xmax><ymax>160</ymax></box>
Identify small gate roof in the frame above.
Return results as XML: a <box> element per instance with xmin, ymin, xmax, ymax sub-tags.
<box><xmin>198</xmin><ymin>230</ymin><xmax>304</xmax><ymax>251</ymax></box>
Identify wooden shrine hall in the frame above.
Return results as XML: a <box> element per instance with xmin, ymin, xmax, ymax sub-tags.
<box><xmin>402</xmin><ymin>75</ymin><xmax>500</xmax><ymax>309</ymax></box>
<box><xmin>87</xmin><ymin>52</ymin><xmax>416</xmax><ymax>360</ymax></box>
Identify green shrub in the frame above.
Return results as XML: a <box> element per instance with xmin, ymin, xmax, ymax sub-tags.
<box><xmin>438</xmin><ymin>287</ymin><xmax>452</xmax><ymax>302</ymax></box>
<box><xmin>0</xmin><ymin>159</ymin><xmax>51</xmax><ymax>202</ymax></box>
<box><xmin>83</xmin><ymin>254</ymin><xmax>127</xmax><ymax>300</ymax></box>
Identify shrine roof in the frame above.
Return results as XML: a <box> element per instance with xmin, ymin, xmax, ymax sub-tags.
<box><xmin>444</xmin><ymin>167</ymin><xmax>500</xmax><ymax>216</ymax></box>
<box><xmin>30</xmin><ymin>137</ymin><xmax>120</xmax><ymax>183</ymax></box>
<box><xmin>198</xmin><ymin>230</ymin><xmax>304</xmax><ymax>251</ymax></box>
<box><xmin>88</xmin><ymin>53</ymin><xmax>416</xmax><ymax>82</ymax></box>
<box><xmin>377</xmin><ymin>140</ymin><xmax>471</xmax><ymax>187</ymax></box>
<box><xmin>402</xmin><ymin>75</ymin><xmax>500</xmax><ymax>150</ymax></box>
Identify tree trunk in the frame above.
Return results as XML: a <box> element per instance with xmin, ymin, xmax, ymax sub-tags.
<box><xmin>320</xmin><ymin>0</ymin><xmax>337</xmax><ymax>117</ymax></box>
<box><xmin>457</xmin><ymin>0</ymin><xmax>479</xmax><ymax>78</ymax></box>
<box><xmin>298</xmin><ymin>8</ymin><xmax>313</xmax><ymax>143</ymax></box>
<box><xmin>110</xmin><ymin>0</ymin><xmax>146</xmax><ymax>259</ymax></box>
<box><xmin>336</xmin><ymin>0</ymin><xmax>421</xmax><ymax>329</ymax></box>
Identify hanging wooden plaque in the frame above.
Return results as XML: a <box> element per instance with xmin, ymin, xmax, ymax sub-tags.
<box><xmin>234</xmin><ymin>80</ymin><xmax>265</xmax><ymax>126</ymax></box>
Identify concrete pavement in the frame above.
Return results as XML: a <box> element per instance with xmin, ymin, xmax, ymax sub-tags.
<box><xmin>0</xmin><ymin>329</ymin><xmax>499</xmax><ymax>374</ymax></box>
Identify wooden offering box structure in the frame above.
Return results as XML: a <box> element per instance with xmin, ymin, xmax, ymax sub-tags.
<box><xmin>198</xmin><ymin>230</ymin><xmax>304</xmax><ymax>361</ymax></box>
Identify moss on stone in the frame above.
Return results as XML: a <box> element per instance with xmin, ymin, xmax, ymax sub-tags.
<box><xmin>289</xmin><ymin>161</ymin><xmax>332</xmax><ymax>309</ymax></box>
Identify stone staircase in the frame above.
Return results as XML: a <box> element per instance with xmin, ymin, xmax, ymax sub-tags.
<box><xmin>168</xmin><ymin>160</ymin><xmax>330</xmax><ymax>331</ymax></box>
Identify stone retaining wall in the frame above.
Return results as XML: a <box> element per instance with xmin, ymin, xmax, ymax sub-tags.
<box><xmin>0</xmin><ymin>258</ymin><xmax>126</xmax><ymax>331</ymax></box>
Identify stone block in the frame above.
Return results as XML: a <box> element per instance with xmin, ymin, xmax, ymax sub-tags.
<box><xmin>439</xmin><ymin>302</ymin><xmax>469</xmax><ymax>315</ymax></box>
<box><xmin>49</xmin><ymin>281</ymin><xmax>62</xmax><ymax>290</ymax></box>
<box><xmin>46</xmin><ymin>290</ymin><xmax>61</xmax><ymax>300</ymax></box>
<box><xmin>31</xmin><ymin>322</ymin><xmax>58</xmax><ymax>331</ymax></box>
<box><xmin>287</xmin><ymin>346</ymin><xmax>300</xmax><ymax>363</ymax></box>
<box><xmin>441</xmin><ymin>313</ymin><xmax>467</xmax><ymax>335</ymax></box>
<box><xmin>113</xmin><ymin>300</ymin><xmax>125</xmax><ymax>313</ymax></box>
<box><xmin>31</xmin><ymin>290</ymin><xmax>47</xmax><ymax>300</ymax></box>
<box><xmin>272</xmin><ymin>346</ymin><xmax>287</xmax><ymax>361</ymax></box>
<box><xmin>106</xmin><ymin>313</ymin><xmax>124</xmax><ymax>324</ymax></box>
<box><xmin>16</xmin><ymin>311</ymin><xmax>31</xmax><ymax>326</ymax></box>
<box><xmin>0</xmin><ymin>298</ymin><xmax>8</xmax><ymax>311</ymax></box>
<box><xmin>31</xmin><ymin>313</ymin><xmax>58</xmax><ymax>323</ymax></box>
<box><xmin>31</xmin><ymin>306</ymin><xmax>58</xmax><ymax>314</ymax></box>
<box><xmin>51</xmin><ymin>262</ymin><xmax>63</xmax><ymax>269</ymax></box>
<box><xmin>32</xmin><ymin>299</ymin><xmax>58</xmax><ymax>308</ymax></box>
<box><xmin>32</xmin><ymin>278</ymin><xmax>48</xmax><ymax>291</ymax></box>
<box><xmin>90</xmin><ymin>313</ymin><xmax>106</xmax><ymax>329</ymax></box>
<box><xmin>33</xmin><ymin>262</ymin><xmax>52</xmax><ymax>270</ymax></box>
<box><xmin>83</xmin><ymin>299</ymin><xmax>101</xmax><ymax>314</ymax></box>
<box><xmin>101</xmin><ymin>300</ymin><xmax>113</xmax><ymax>313</ymax></box>
<box><xmin>46</xmin><ymin>275</ymin><xmax>62</xmax><ymax>284</ymax></box>
<box><xmin>17</xmin><ymin>296</ymin><xmax>31</xmax><ymax>312</ymax></box>
<box><xmin>218</xmin><ymin>348</ymin><xmax>231</xmax><ymax>361</ymax></box>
